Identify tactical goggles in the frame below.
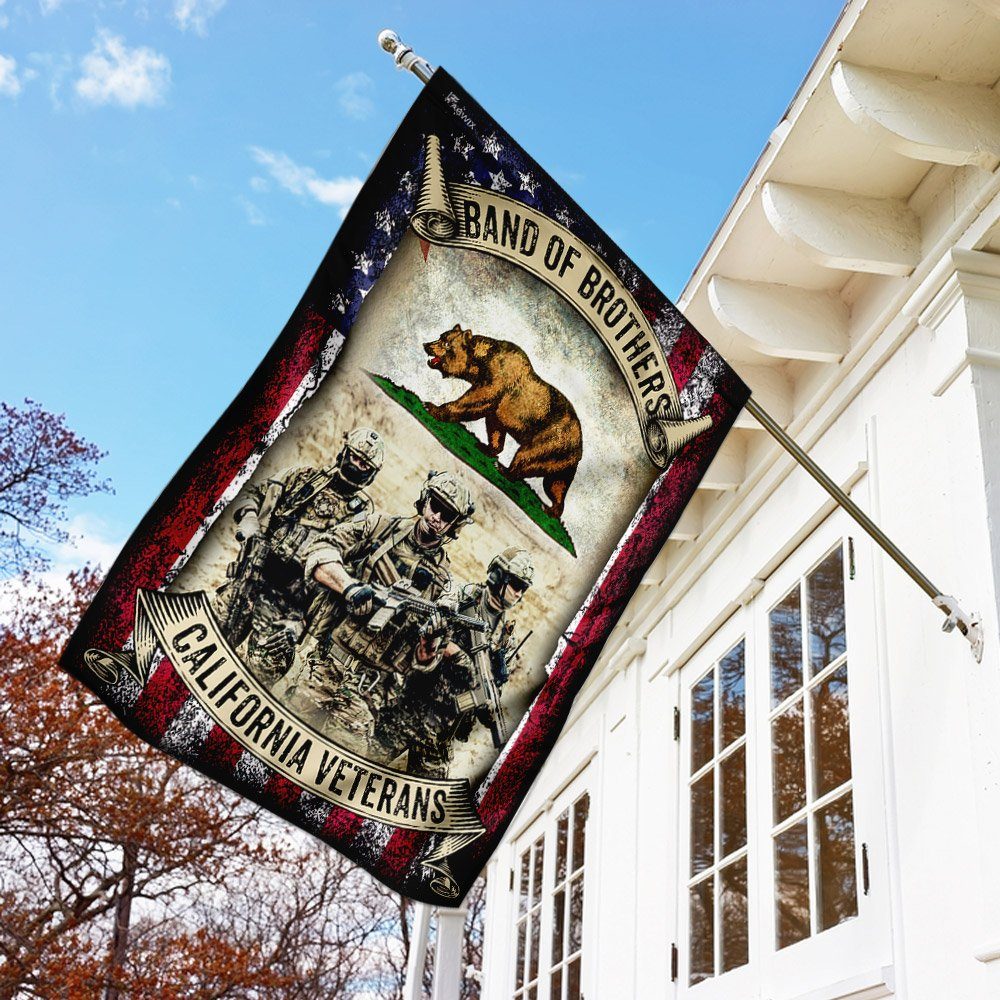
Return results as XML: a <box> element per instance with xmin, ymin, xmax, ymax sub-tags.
<box><xmin>341</xmin><ymin>449</ymin><xmax>375</xmax><ymax>485</ymax></box>
<box><xmin>427</xmin><ymin>494</ymin><xmax>461</xmax><ymax>525</ymax></box>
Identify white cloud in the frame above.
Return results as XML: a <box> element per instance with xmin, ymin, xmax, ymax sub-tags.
<box><xmin>236</xmin><ymin>194</ymin><xmax>266</xmax><ymax>226</ymax></box>
<box><xmin>38</xmin><ymin>0</ymin><xmax>63</xmax><ymax>13</ymax></box>
<box><xmin>249</xmin><ymin>146</ymin><xmax>362</xmax><ymax>218</ymax></box>
<box><xmin>249</xmin><ymin>175</ymin><xmax>268</xmax><ymax>193</ymax></box>
<box><xmin>75</xmin><ymin>31</ymin><xmax>171</xmax><ymax>108</ymax></box>
<box><xmin>172</xmin><ymin>0</ymin><xmax>226</xmax><ymax>36</ymax></box>
<box><xmin>49</xmin><ymin>513</ymin><xmax>123</xmax><ymax>573</ymax></box>
<box><xmin>335</xmin><ymin>70</ymin><xmax>374</xmax><ymax>120</ymax></box>
<box><xmin>0</xmin><ymin>513</ymin><xmax>124</xmax><ymax>620</ymax></box>
<box><xmin>0</xmin><ymin>53</ymin><xmax>22</xmax><ymax>96</ymax></box>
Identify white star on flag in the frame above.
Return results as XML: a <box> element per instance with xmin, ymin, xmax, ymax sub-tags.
<box><xmin>453</xmin><ymin>136</ymin><xmax>474</xmax><ymax>159</ymax></box>
<box><xmin>518</xmin><ymin>171</ymin><xmax>538</xmax><ymax>196</ymax></box>
<box><xmin>354</xmin><ymin>252</ymin><xmax>373</xmax><ymax>276</ymax></box>
<box><xmin>489</xmin><ymin>170</ymin><xmax>512</xmax><ymax>193</ymax></box>
<box><xmin>483</xmin><ymin>132</ymin><xmax>503</xmax><ymax>158</ymax></box>
<box><xmin>375</xmin><ymin>209</ymin><xmax>394</xmax><ymax>235</ymax></box>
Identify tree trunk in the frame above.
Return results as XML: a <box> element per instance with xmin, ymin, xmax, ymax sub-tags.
<box><xmin>104</xmin><ymin>841</ymin><xmax>138</xmax><ymax>1000</ymax></box>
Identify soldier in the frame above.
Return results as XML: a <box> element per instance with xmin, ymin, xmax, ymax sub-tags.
<box><xmin>286</xmin><ymin>470</ymin><xmax>476</xmax><ymax>744</ymax></box>
<box><xmin>214</xmin><ymin>427</ymin><xmax>385</xmax><ymax>689</ymax></box>
<box><xmin>373</xmin><ymin>547</ymin><xmax>535</xmax><ymax>778</ymax></box>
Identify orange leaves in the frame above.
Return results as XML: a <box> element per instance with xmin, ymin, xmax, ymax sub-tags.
<box><xmin>0</xmin><ymin>568</ymin><xmax>420</xmax><ymax>997</ymax></box>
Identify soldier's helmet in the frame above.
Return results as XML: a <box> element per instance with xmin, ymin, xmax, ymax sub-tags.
<box><xmin>487</xmin><ymin>547</ymin><xmax>535</xmax><ymax>608</ymax></box>
<box><xmin>416</xmin><ymin>470</ymin><xmax>476</xmax><ymax>539</ymax></box>
<box><xmin>336</xmin><ymin>427</ymin><xmax>384</xmax><ymax>488</ymax></box>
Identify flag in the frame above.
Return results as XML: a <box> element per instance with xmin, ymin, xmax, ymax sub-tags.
<box><xmin>62</xmin><ymin>69</ymin><xmax>749</xmax><ymax>905</ymax></box>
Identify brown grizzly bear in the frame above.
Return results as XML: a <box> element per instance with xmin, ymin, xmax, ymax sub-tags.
<box><xmin>423</xmin><ymin>324</ymin><xmax>583</xmax><ymax>519</ymax></box>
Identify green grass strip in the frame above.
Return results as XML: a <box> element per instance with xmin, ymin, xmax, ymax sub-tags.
<box><xmin>367</xmin><ymin>372</ymin><xmax>576</xmax><ymax>557</ymax></box>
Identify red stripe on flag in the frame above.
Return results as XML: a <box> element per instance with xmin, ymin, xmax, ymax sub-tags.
<box><xmin>261</xmin><ymin>773</ymin><xmax>304</xmax><ymax>812</ymax></box>
<box><xmin>77</xmin><ymin>310</ymin><xmax>334</xmax><ymax>657</ymax></box>
<box><xmin>668</xmin><ymin>325</ymin><xmax>707</xmax><ymax>388</ymax></box>
<box><xmin>198</xmin><ymin>725</ymin><xmax>244</xmax><ymax>773</ymax></box>
<box><xmin>322</xmin><ymin>806</ymin><xmax>365</xmax><ymax>842</ymax></box>
<box><xmin>132</xmin><ymin>659</ymin><xmax>190</xmax><ymax>743</ymax></box>
<box><xmin>371</xmin><ymin>828</ymin><xmax>425</xmax><ymax>884</ymax></box>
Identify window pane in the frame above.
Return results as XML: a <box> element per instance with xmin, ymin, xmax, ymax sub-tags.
<box><xmin>812</xmin><ymin>662</ymin><xmax>852</xmax><ymax>798</ymax></box>
<box><xmin>516</xmin><ymin>921</ymin><xmax>526</xmax><ymax>988</ymax></box>
<box><xmin>720</xmin><ymin>747</ymin><xmax>747</xmax><ymax>857</ymax></box>
<box><xmin>721</xmin><ymin>857</ymin><xmax>749</xmax><ymax>974</ymax></box>
<box><xmin>721</xmin><ymin>640</ymin><xmax>746</xmax><ymax>748</ymax></box>
<box><xmin>518</xmin><ymin>854</ymin><xmax>530</xmax><ymax>916</ymax></box>
<box><xmin>572</xmin><ymin>794</ymin><xmax>588</xmax><ymax>873</ymax></box>
<box><xmin>689</xmin><ymin>876</ymin><xmax>714</xmax><ymax>985</ymax></box>
<box><xmin>552</xmin><ymin>887</ymin><xmax>565</xmax><ymax>962</ymax></box>
<box><xmin>567</xmin><ymin>957</ymin><xmax>581</xmax><ymax>1000</ymax></box>
<box><xmin>691</xmin><ymin>770</ymin><xmax>715</xmax><ymax>875</ymax></box>
<box><xmin>775</xmin><ymin>820</ymin><xmax>810</xmax><ymax>950</ymax></box>
<box><xmin>555</xmin><ymin>810</ymin><xmax>568</xmax><ymax>885</ymax></box>
<box><xmin>550</xmin><ymin>968</ymin><xmax>562</xmax><ymax>1000</ymax></box>
<box><xmin>529</xmin><ymin>911</ymin><xmax>540</xmax><ymax>982</ymax></box>
<box><xmin>772</xmin><ymin>700</ymin><xmax>806</xmax><ymax>823</ymax></box>
<box><xmin>691</xmin><ymin>672</ymin><xmax>715</xmax><ymax>772</ymax></box>
<box><xmin>531</xmin><ymin>838</ymin><xmax>544</xmax><ymax>907</ymax></box>
<box><xmin>808</xmin><ymin>547</ymin><xmax>846</xmax><ymax>674</ymax></box>
<box><xmin>816</xmin><ymin>794</ymin><xmax>858</xmax><ymax>932</ymax></box>
<box><xmin>569</xmin><ymin>874</ymin><xmax>584</xmax><ymax>953</ymax></box>
<box><xmin>528</xmin><ymin>988</ymin><xmax>537</xmax><ymax>1000</ymax></box>
<box><xmin>770</xmin><ymin>586</ymin><xmax>803</xmax><ymax>707</ymax></box>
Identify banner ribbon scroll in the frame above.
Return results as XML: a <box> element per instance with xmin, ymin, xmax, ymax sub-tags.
<box><xmin>86</xmin><ymin>589</ymin><xmax>485</xmax><ymax>869</ymax></box>
<box><xmin>411</xmin><ymin>134</ymin><xmax>712</xmax><ymax>468</ymax></box>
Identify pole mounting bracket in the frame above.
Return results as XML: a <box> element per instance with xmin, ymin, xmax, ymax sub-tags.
<box><xmin>933</xmin><ymin>594</ymin><xmax>984</xmax><ymax>662</ymax></box>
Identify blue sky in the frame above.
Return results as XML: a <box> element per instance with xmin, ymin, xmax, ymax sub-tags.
<box><xmin>1</xmin><ymin>0</ymin><xmax>845</xmax><ymax>568</ymax></box>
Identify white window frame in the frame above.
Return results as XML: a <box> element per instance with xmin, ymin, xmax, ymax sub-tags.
<box><xmin>676</xmin><ymin>608</ymin><xmax>757</xmax><ymax>999</ymax></box>
<box><xmin>508</xmin><ymin>767</ymin><xmax>593</xmax><ymax>1000</ymax></box>
<box><xmin>675</xmin><ymin>513</ymin><xmax>892</xmax><ymax>998</ymax></box>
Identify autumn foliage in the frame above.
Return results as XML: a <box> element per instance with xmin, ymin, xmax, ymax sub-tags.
<box><xmin>0</xmin><ymin>399</ymin><xmax>485</xmax><ymax>998</ymax></box>
<box><xmin>0</xmin><ymin>400</ymin><xmax>112</xmax><ymax>575</ymax></box>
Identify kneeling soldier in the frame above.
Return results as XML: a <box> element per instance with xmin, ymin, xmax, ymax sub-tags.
<box><xmin>374</xmin><ymin>547</ymin><xmax>535</xmax><ymax>778</ymax></box>
<box><xmin>214</xmin><ymin>427</ymin><xmax>384</xmax><ymax>689</ymax></box>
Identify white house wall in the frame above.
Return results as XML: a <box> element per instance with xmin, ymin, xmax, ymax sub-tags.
<box><xmin>479</xmin><ymin>0</ymin><xmax>1000</xmax><ymax>996</ymax></box>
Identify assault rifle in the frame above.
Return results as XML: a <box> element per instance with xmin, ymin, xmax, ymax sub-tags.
<box><xmin>454</xmin><ymin>639</ymin><xmax>510</xmax><ymax>750</ymax></box>
<box><xmin>364</xmin><ymin>581</ymin><xmax>509</xmax><ymax>748</ymax></box>
<box><xmin>222</xmin><ymin>531</ymin><xmax>269</xmax><ymax>647</ymax></box>
<box><xmin>363</xmin><ymin>580</ymin><xmax>487</xmax><ymax>636</ymax></box>
<box><xmin>220</xmin><ymin>481</ymin><xmax>284</xmax><ymax>648</ymax></box>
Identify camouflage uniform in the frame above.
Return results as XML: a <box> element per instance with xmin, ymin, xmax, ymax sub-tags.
<box><xmin>215</xmin><ymin>429</ymin><xmax>383</xmax><ymax>690</ymax></box>
<box><xmin>374</xmin><ymin>548</ymin><xmax>534</xmax><ymax>779</ymax></box>
<box><xmin>373</xmin><ymin>582</ymin><xmax>519</xmax><ymax>778</ymax></box>
<box><xmin>289</xmin><ymin>515</ymin><xmax>454</xmax><ymax>742</ymax></box>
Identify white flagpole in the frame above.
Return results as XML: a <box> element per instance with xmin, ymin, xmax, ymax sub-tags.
<box><xmin>375</xmin><ymin>28</ymin><xmax>984</xmax><ymax>664</ymax></box>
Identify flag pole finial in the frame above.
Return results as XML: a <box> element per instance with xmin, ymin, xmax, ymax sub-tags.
<box><xmin>378</xmin><ymin>30</ymin><xmax>434</xmax><ymax>85</ymax></box>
